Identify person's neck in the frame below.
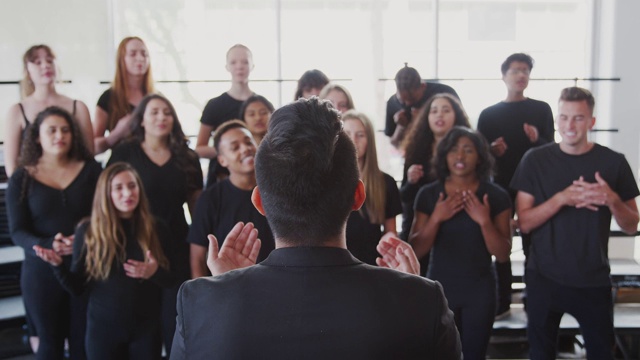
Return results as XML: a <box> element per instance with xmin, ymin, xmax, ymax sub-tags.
<box><xmin>505</xmin><ymin>90</ymin><xmax>527</xmax><ymax>103</ymax></box>
<box><xmin>275</xmin><ymin>234</ymin><xmax>347</xmax><ymax>249</ymax></box>
<box><xmin>32</xmin><ymin>84</ymin><xmax>57</xmax><ymax>101</ymax></box>
<box><xmin>127</xmin><ymin>73</ymin><xmax>144</xmax><ymax>90</ymax></box>
<box><xmin>559</xmin><ymin>141</ymin><xmax>594</xmax><ymax>155</ymax></box>
<box><xmin>229</xmin><ymin>172</ymin><xmax>257</xmax><ymax>190</ymax></box>
<box><xmin>252</xmin><ymin>134</ymin><xmax>264</xmax><ymax>146</ymax></box>
<box><xmin>142</xmin><ymin>135</ymin><xmax>169</xmax><ymax>151</ymax></box>
<box><xmin>39</xmin><ymin>153</ymin><xmax>71</xmax><ymax>168</ymax></box>
<box><xmin>447</xmin><ymin>174</ymin><xmax>478</xmax><ymax>188</ymax></box>
<box><xmin>228</xmin><ymin>81</ymin><xmax>252</xmax><ymax>100</ymax></box>
<box><xmin>357</xmin><ymin>158</ymin><xmax>365</xmax><ymax>173</ymax></box>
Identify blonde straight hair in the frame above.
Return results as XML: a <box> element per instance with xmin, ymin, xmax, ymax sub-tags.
<box><xmin>84</xmin><ymin>162</ymin><xmax>167</xmax><ymax>281</ymax></box>
<box><xmin>341</xmin><ymin>110</ymin><xmax>386</xmax><ymax>224</ymax></box>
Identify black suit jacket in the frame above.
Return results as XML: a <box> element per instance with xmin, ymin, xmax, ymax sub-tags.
<box><xmin>171</xmin><ymin>247</ymin><xmax>461</xmax><ymax>359</ymax></box>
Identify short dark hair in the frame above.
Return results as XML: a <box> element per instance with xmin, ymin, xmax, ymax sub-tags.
<box><xmin>20</xmin><ymin>106</ymin><xmax>93</xmax><ymax>167</ymax></box>
<box><xmin>395</xmin><ymin>64</ymin><xmax>422</xmax><ymax>91</ymax></box>
<box><xmin>501</xmin><ymin>53</ymin><xmax>534</xmax><ymax>76</ymax></box>
<box><xmin>559</xmin><ymin>87</ymin><xmax>595</xmax><ymax>113</ymax></box>
<box><xmin>434</xmin><ymin>127</ymin><xmax>494</xmax><ymax>183</ymax></box>
<box><xmin>294</xmin><ymin>70</ymin><xmax>329</xmax><ymax>100</ymax></box>
<box><xmin>255</xmin><ymin>98</ymin><xmax>359</xmax><ymax>245</ymax></box>
<box><xmin>239</xmin><ymin>95</ymin><xmax>275</xmax><ymax>121</ymax></box>
<box><xmin>213</xmin><ymin>120</ymin><xmax>248</xmax><ymax>153</ymax></box>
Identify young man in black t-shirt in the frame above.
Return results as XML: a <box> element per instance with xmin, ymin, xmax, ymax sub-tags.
<box><xmin>188</xmin><ymin>120</ymin><xmax>274</xmax><ymax>278</ymax></box>
<box><xmin>477</xmin><ymin>53</ymin><xmax>555</xmax><ymax>318</ymax></box>
<box><xmin>511</xmin><ymin>87</ymin><xmax>639</xmax><ymax>360</ymax></box>
<box><xmin>385</xmin><ymin>64</ymin><xmax>459</xmax><ymax>148</ymax></box>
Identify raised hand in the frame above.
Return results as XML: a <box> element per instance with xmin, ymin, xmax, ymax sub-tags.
<box><xmin>490</xmin><ymin>137</ymin><xmax>508</xmax><ymax>157</ymax></box>
<box><xmin>407</xmin><ymin>164</ymin><xmax>424</xmax><ymax>184</ymax></box>
<box><xmin>431</xmin><ymin>191</ymin><xmax>464</xmax><ymax>223</ymax></box>
<box><xmin>376</xmin><ymin>232</ymin><xmax>420</xmax><ymax>275</ymax></box>
<box><xmin>523</xmin><ymin>123</ymin><xmax>539</xmax><ymax>143</ymax></box>
<box><xmin>207</xmin><ymin>222</ymin><xmax>261</xmax><ymax>276</ymax></box>
<box><xmin>462</xmin><ymin>191</ymin><xmax>491</xmax><ymax>226</ymax></box>
<box><xmin>124</xmin><ymin>250</ymin><xmax>158</xmax><ymax>279</ymax></box>
<box><xmin>33</xmin><ymin>245</ymin><xmax>63</xmax><ymax>266</ymax></box>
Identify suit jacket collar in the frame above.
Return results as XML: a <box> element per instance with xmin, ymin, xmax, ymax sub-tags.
<box><xmin>260</xmin><ymin>247</ymin><xmax>362</xmax><ymax>268</ymax></box>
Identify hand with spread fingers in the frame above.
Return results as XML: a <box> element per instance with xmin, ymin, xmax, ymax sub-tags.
<box><xmin>207</xmin><ymin>221</ymin><xmax>262</xmax><ymax>276</ymax></box>
<box><xmin>462</xmin><ymin>190</ymin><xmax>491</xmax><ymax>226</ymax></box>
<box><xmin>431</xmin><ymin>191</ymin><xmax>464</xmax><ymax>224</ymax></box>
<box><xmin>572</xmin><ymin>172</ymin><xmax>620</xmax><ymax>211</ymax></box>
<box><xmin>376</xmin><ymin>232</ymin><xmax>420</xmax><ymax>276</ymax></box>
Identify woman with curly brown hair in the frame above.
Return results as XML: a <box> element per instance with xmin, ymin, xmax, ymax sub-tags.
<box><xmin>399</xmin><ymin>93</ymin><xmax>471</xmax><ymax>259</ymax></box>
<box><xmin>7</xmin><ymin>106</ymin><xmax>101</xmax><ymax>359</ymax></box>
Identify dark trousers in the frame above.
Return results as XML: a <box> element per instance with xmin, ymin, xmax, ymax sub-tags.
<box><xmin>86</xmin><ymin>311</ymin><xmax>162</xmax><ymax>360</ymax></box>
<box><xmin>446</xmin><ymin>274</ymin><xmax>496</xmax><ymax>360</ymax></box>
<box><xmin>22</xmin><ymin>257</ymin><xmax>86</xmax><ymax>360</ymax></box>
<box><xmin>526</xmin><ymin>270</ymin><xmax>614</xmax><ymax>360</ymax></box>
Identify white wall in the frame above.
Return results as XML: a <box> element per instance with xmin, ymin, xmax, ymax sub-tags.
<box><xmin>0</xmin><ymin>0</ymin><xmax>110</xmax><ymax>140</ymax></box>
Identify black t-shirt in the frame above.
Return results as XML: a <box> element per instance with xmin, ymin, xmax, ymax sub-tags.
<box><xmin>510</xmin><ymin>143</ymin><xmax>639</xmax><ymax>287</ymax></box>
<box><xmin>384</xmin><ymin>82</ymin><xmax>459</xmax><ymax>137</ymax></box>
<box><xmin>187</xmin><ymin>178</ymin><xmax>274</xmax><ymax>262</ymax></box>
<box><xmin>108</xmin><ymin>141</ymin><xmax>203</xmax><ymax>277</ymax></box>
<box><xmin>477</xmin><ymin>98</ymin><xmax>554</xmax><ymax>192</ymax></box>
<box><xmin>415</xmin><ymin>181</ymin><xmax>511</xmax><ymax>284</ymax></box>
<box><xmin>200</xmin><ymin>92</ymin><xmax>246</xmax><ymax>188</ymax></box>
<box><xmin>346</xmin><ymin>172</ymin><xmax>402</xmax><ymax>265</ymax></box>
<box><xmin>97</xmin><ymin>88</ymin><xmax>135</xmax><ymax>130</ymax></box>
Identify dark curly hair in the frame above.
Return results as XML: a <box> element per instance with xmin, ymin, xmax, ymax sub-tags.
<box><xmin>434</xmin><ymin>126</ymin><xmax>494</xmax><ymax>183</ymax></box>
<box><xmin>128</xmin><ymin>94</ymin><xmax>200</xmax><ymax>187</ymax></box>
<box><xmin>401</xmin><ymin>93</ymin><xmax>470</xmax><ymax>179</ymax></box>
<box><xmin>19</xmin><ymin>106</ymin><xmax>93</xmax><ymax>166</ymax></box>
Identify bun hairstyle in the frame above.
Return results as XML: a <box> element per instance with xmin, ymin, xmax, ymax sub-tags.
<box><xmin>255</xmin><ymin>97</ymin><xmax>359</xmax><ymax>245</ymax></box>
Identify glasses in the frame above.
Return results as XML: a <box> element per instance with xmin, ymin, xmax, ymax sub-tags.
<box><xmin>507</xmin><ymin>68</ymin><xmax>531</xmax><ymax>76</ymax></box>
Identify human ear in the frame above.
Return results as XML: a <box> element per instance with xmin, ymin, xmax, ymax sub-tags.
<box><xmin>352</xmin><ymin>180</ymin><xmax>366</xmax><ymax>211</ymax></box>
<box><xmin>251</xmin><ymin>187</ymin><xmax>265</xmax><ymax>215</ymax></box>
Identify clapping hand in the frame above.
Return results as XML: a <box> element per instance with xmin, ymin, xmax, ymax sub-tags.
<box><xmin>207</xmin><ymin>222</ymin><xmax>261</xmax><ymax>276</ymax></box>
<box><xmin>376</xmin><ymin>233</ymin><xmax>420</xmax><ymax>276</ymax></box>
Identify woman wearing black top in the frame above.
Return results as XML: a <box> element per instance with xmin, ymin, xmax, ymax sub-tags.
<box><xmin>107</xmin><ymin>94</ymin><xmax>202</xmax><ymax>356</ymax></box>
<box><xmin>400</xmin><ymin>93</ymin><xmax>471</xmax><ymax>271</ymax></box>
<box><xmin>35</xmin><ymin>162</ymin><xmax>175</xmax><ymax>360</ymax></box>
<box><xmin>409</xmin><ymin>127</ymin><xmax>511</xmax><ymax>359</ymax></box>
<box><xmin>341</xmin><ymin>110</ymin><xmax>402</xmax><ymax>265</ymax></box>
<box><xmin>7</xmin><ymin>106</ymin><xmax>100</xmax><ymax>359</ymax></box>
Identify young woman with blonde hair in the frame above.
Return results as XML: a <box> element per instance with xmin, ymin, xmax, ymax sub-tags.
<box><xmin>4</xmin><ymin>45</ymin><xmax>94</xmax><ymax>177</ymax></box>
<box><xmin>35</xmin><ymin>162</ymin><xmax>176</xmax><ymax>360</ymax></box>
<box><xmin>341</xmin><ymin>110</ymin><xmax>401</xmax><ymax>265</ymax></box>
<box><xmin>94</xmin><ymin>36</ymin><xmax>155</xmax><ymax>154</ymax></box>
<box><xmin>319</xmin><ymin>83</ymin><xmax>355</xmax><ymax>113</ymax></box>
